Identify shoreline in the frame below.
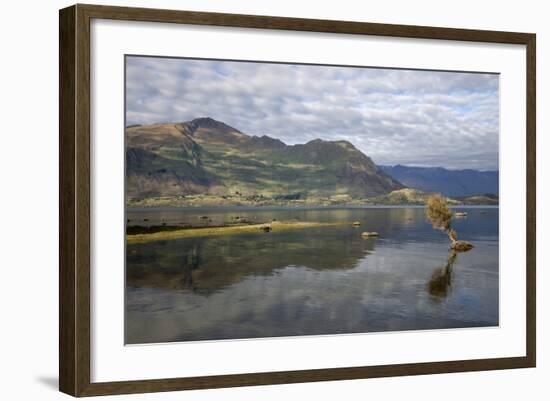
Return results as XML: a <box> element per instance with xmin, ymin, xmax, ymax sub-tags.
<box><xmin>126</xmin><ymin>204</ymin><xmax>499</xmax><ymax>211</ymax></box>
<box><xmin>127</xmin><ymin>220</ymin><xmax>349</xmax><ymax>244</ymax></box>
<box><xmin>126</xmin><ymin>191</ymin><xmax>498</xmax><ymax>209</ymax></box>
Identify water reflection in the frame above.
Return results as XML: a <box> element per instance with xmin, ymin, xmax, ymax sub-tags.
<box><xmin>125</xmin><ymin>207</ymin><xmax>499</xmax><ymax>343</ymax></box>
<box><xmin>127</xmin><ymin>228</ymin><xmax>377</xmax><ymax>294</ymax></box>
<box><xmin>180</xmin><ymin>244</ymin><xmax>201</xmax><ymax>290</ymax></box>
<box><xmin>428</xmin><ymin>251</ymin><xmax>457</xmax><ymax>299</ymax></box>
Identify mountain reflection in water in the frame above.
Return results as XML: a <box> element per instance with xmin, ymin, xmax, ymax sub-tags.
<box><xmin>125</xmin><ymin>207</ymin><xmax>499</xmax><ymax>344</ymax></box>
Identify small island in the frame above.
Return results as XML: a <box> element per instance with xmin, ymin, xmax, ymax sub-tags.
<box><xmin>127</xmin><ymin>220</ymin><xmax>349</xmax><ymax>244</ymax></box>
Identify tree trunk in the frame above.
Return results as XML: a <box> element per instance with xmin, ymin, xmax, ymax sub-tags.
<box><xmin>446</xmin><ymin>228</ymin><xmax>473</xmax><ymax>252</ymax></box>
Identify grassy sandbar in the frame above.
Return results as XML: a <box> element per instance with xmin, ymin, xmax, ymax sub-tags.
<box><xmin>127</xmin><ymin>221</ymin><xmax>347</xmax><ymax>244</ymax></box>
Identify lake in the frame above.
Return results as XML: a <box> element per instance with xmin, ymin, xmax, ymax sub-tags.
<box><xmin>125</xmin><ymin>206</ymin><xmax>499</xmax><ymax>344</ymax></box>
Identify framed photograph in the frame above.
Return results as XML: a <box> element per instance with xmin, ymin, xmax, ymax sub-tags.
<box><xmin>59</xmin><ymin>4</ymin><xmax>536</xmax><ymax>397</ymax></box>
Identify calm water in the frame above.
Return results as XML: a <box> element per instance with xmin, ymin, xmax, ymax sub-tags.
<box><xmin>125</xmin><ymin>206</ymin><xmax>499</xmax><ymax>344</ymax></box>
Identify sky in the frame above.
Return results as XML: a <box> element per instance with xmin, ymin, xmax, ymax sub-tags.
<box><xmin>126</xmin><ymin>56</ymin><xmax>499</xmax><ymax>171</ymax></box>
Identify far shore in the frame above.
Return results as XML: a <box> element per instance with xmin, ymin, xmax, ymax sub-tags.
<box><xmin>126</xmin><ymin>204</ymin><xmax>499</xmax><ymax>211</ymax></box>
<box><xmin>126</xmin><ymin>193</ymin><xmax>498</xmax><ymax>208</ymax></box>
<box><xmin>127</xmin><ymin>220</ymin><xmax>349</xmax><ymax>244</ymax></box>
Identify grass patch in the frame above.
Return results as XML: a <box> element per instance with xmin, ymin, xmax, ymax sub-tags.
<box><xmin>127</xmin><ymin>221</ymin><xmax>348</xmax><ymax>244</ymax></box>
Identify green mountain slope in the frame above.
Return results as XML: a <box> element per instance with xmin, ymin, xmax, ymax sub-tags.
<box><xmin>125</xmin><ymin>117</ymin><xmax>403</xmax><ymax>205</ymax></box>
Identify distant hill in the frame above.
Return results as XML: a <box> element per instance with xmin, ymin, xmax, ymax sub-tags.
<box><xmin>379</xmin><ymin>165</ymin><xmax>498</xmax><ymax>197</ymax></box>
<box><xmin>126</xmin><ymin>117</ymin><xmax>403</xmax><ymax>205</ymax></box>
<box><xmin>370</xmin><ymin>188</ymin><xmax>498</xmax><ymax>206</ymax></box>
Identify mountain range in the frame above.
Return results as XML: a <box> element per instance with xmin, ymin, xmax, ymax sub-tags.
<box><xmin>379</xmin><ymin>165</ymin><xmax>498</xmax><ymax>197</ymax></box>
<box><xmin>126</xmin><ymin>117</ymin><xmax>497</xmax><ymax>206</ymax></box>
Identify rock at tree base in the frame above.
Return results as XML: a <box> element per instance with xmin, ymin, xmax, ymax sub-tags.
<box><xmin>451</xmin><ymin>240</ymin><xmax>474</xmax><ymax>252</ymax></box>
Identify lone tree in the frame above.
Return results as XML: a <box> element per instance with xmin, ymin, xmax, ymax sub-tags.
<box><xmin>426</xmin><ymin>194</ymin><xmax>473</xmax><ymax>252</ymax></box>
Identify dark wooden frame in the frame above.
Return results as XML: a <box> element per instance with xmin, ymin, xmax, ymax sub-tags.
<box><xmin>59</xmin><ymin>3</ymin><xmax>536</xmax><ymax>397</ymax></box>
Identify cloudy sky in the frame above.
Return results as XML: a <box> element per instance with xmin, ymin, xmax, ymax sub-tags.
<box><xmin>126</xmin><ymin>56</ymin><xmax>499</xmax><ymax>171</ymax></box>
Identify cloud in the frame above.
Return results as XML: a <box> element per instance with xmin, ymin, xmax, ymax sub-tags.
<box><xmin>126</xmin><ymin>56</ymin><xmax>499</xmax><ymax>171</ymax></box>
